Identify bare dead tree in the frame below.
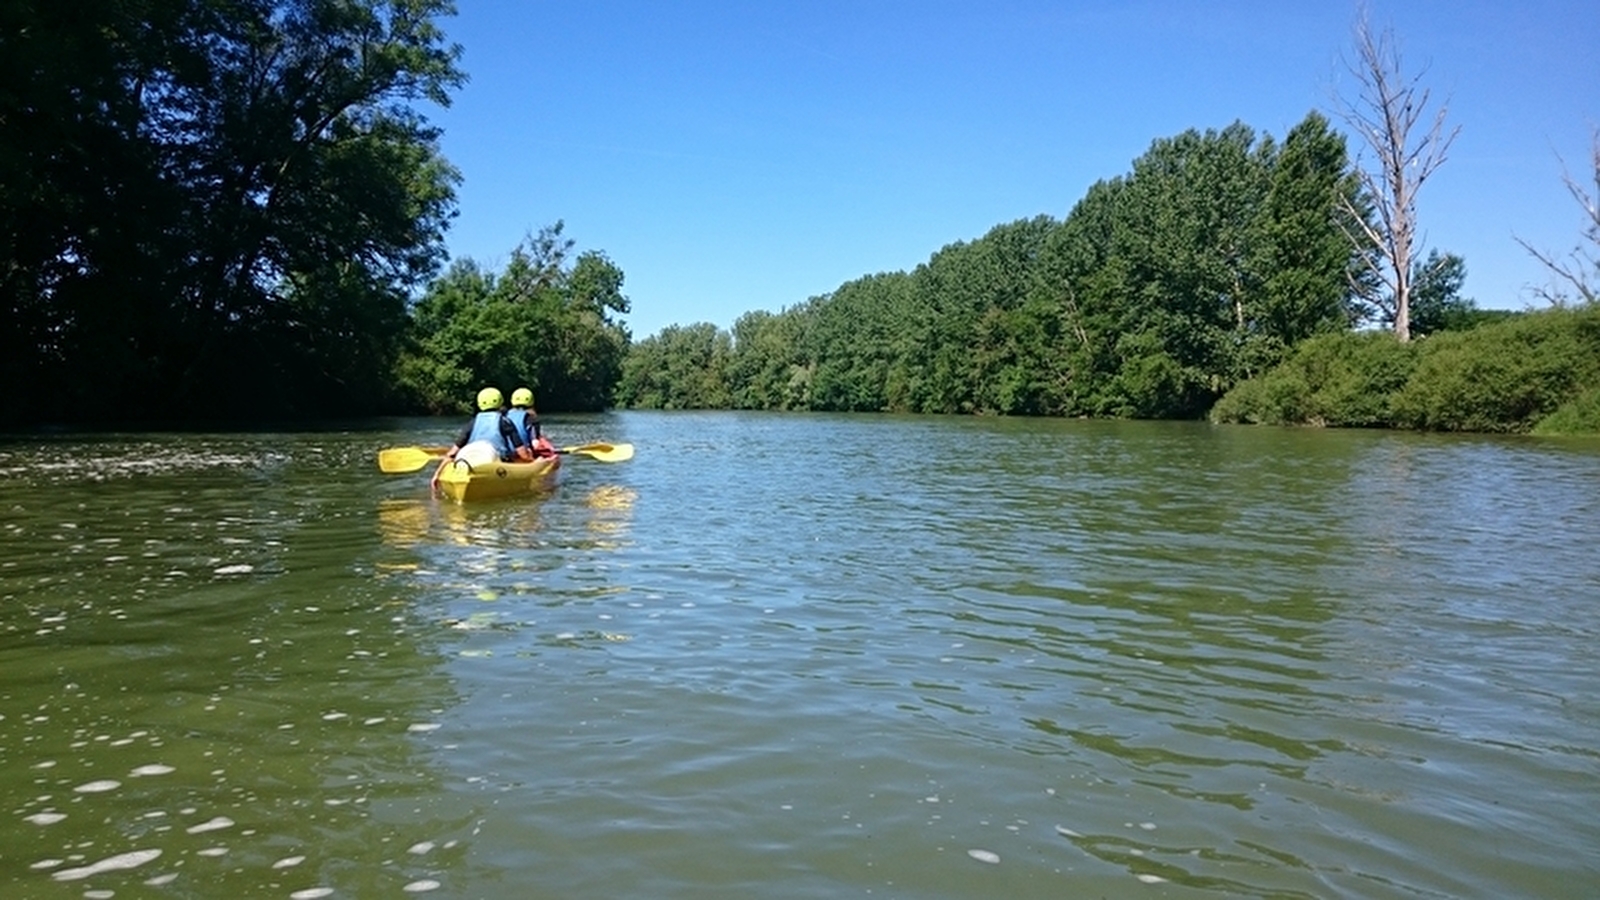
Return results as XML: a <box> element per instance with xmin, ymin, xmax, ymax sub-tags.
<box><xmin>1516</xmin><ymin>130</ymin><xmax>1600</xmax><ymax>306</ymax></box>
<box><xmin>1332</xmin><ymin>10</ymin><xmax>1460</xmax><ymax>342</ymax></box>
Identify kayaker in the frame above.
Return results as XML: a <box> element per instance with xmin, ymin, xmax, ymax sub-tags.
<box><xmin>509</xmin><ymin>387</ymin><xmax>556</xmax><ymax>461</ymax></box>
<box><xmin>431</xmin><ymin>387</ymin><xmax>531</xmax><ymax>491</ymax></box>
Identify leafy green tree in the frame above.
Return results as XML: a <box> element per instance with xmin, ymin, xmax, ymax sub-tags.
<box><xmin>726</xmin><ymin>308</ymin><xmax>814</xmax><ymax>410</ymax></box>
<box><xmin>616</xmin><ymin>323</ymin><xmax>733</xmax><ymax>409</ymax></box>
<box><xmin>548</xmin><ymin>250</ymin><xmax>632</xmax><ymax>409</ymax></box>
<box><xmin>808</xmin><ymin>271</ymin><xmax>922</xmax><ymax>412</ymax></box>
<box><xmin>0</xmin><ymin>0</ymin><xmax>464</xmax><ymax>424</ymax></box>
<box><xmin>898</xmin><ymin>217</ymin><xmax>1056</xmax><ymax>413</ymax></box>
<box><xmin>1</xmin><ymin>0</ymin><xmax>195</xmax><ymax>420</ymax></box>
<box><xmin>1249</xmin><ymin>112</ymin><xmax>1366</xmax><ymax>363</ymax></box>
<box><xmin>1404</xmin><ymin>251</ymin><xmax>1478</xmax><ymax>336</ymax></box>
<box><xmin>399</xmin><ymin>223</ymin><xmax>631</xmax><ymax>412</ymax></box>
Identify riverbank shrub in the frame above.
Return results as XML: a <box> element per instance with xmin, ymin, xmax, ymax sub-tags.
<box><xmin>1532</xmin><ymin>386</ymin><xmax>1600</xmax><ymax>435</ymax></box>
<box><xmin>1390</xmin><ymin>307</ymin><xmax>1600</xmax><ymax>431</ymax></box>
<box><xmin>1212</xmin><ymin>306</ymin><xmax>1600</xmax><ymax>432</ymax></box>
<box><xmin>1208</xmin><ymin>331</ymin><xmax>1415</xmax><ymax>426</ymax></box>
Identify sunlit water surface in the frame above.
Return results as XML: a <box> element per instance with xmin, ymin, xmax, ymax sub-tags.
<box><xmin>1</xmin><ymin>413</ymin><xmax>1597</xmax><ymax>898</ymax></box>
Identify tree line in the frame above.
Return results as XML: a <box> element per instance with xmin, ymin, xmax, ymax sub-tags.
<box><xmin>7</xmin><ymin>3</ymin><xmax>1593</xmax><ymax>432</ymax></box>
<box><xmin>621</xmin><ymin>113</ymin><xmax>1485</xmax><ymax>418</ymax></box>
<box><xmin>615</xmin><ymin>4</ymin><xmax>1600</xmax><ymax>435</ymax></box>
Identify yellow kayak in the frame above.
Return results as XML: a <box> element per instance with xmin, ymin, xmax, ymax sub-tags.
<box><xmin>435</xmin><ymin>454</ymin><xmax>561</xmax><ymax>502</ymax></box>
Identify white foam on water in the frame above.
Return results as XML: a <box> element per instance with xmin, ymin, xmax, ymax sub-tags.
<box><xmin>967</xmin><ymin>849</ymin><xmax>1000</xmax><ymax>864</ymax></box>
<box><xmin>272</xmin><ymin>855</ymin><xmax>306</xmax><ymax>869</ymax></box>
<box><xmin>74</xmin><ymin>780</ymin><xmax>121</xmax><ymax>793</ymax></box>
<box><xmin>25</xmin><ymin>812</ymin><xmax>66</xmax><ymax>825</ymax></box>
<box><xmin>408</xmin><ymin>841</ymin><xmax>436</xmax><ymax>855</ymax></box>
<box><xmin>1055</xmin><ymin>825</ymin><xmax>1082</xmax><ymax>838</ymax></box>
<box><xmin>289</xmin><ymin>889</ymin><xmax>335</xmax><ymax>899</ymax></box>
<box><xmin>144</xmin><ymin>873</ymin><xmax>179</xmax><ymax>886</ymax></box>
<box><xmin>30</xmin><ymin>858</ymin><xmax>64</xmax><ymax>869</ymax></box>
<box><xmin>1136</xmin><ymin>873</ymin><xmax>1169</xmax><ymax>884</ymax></box>
<box><xmin>51</xmin><ymin>848</ymin><xmax>161</xmax><ymax>881</ymax></box>
<box><xmin>213</xmin><ymin>564</ymin><xmax>253</xmax><ymax>575</ymax></box>
<box><xmin>130</xmin><ymin>764</ymin><xmax>175</xmax><ymax>776</ymax></box>
<box><xmin>403</xmin><ymin>879</ymin><xmax>443</xmax><ymax>892</ymax></box>
<box><xmin>197</xmin><ymin>846</ymin><xmax>229</xmax><ymax>857</ymax></box>
<box><xmin>185</xmin><ymin>816</ymin><xmax>234</xmax><ymax>834</ymax></box>
<box><xmin>407</xmin><ymin>723</ymin><xmax>441</xmax><ymax>733</ymax></box>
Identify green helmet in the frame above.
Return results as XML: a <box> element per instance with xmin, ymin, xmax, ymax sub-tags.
<box><xmin>476</xmin><ymin>387</ymin><xmax>503</xmax><ymax>411</ymax></box>
<box><xmin>511</xmin><ymin>387</ymin><xmax>534</xmax><ymax>408</ymax></box>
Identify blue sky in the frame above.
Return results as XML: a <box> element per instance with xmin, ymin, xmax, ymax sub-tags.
<box><xmin>426</xmin><ymin>0</ymin><xmax>1598</xmax><ymax>339</ymax></box>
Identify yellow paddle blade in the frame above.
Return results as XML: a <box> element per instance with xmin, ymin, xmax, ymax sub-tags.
<box><xmin>377</xmin><ymin>445</ymin><xmax>451</xmax><ymax>473</ymax></box>
<box><xmin>560</xmin><ymin>442</ymin><xmax>635</xmax><ymax>463</ymax></box>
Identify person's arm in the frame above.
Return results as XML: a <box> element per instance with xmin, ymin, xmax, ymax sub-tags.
<box><xmin>434</xmin><ymin>420</ymin><xmax>472</xmax><ymax>489</ymax></box>
<box><xmin>449</xmin><ymin>421</ymin><xmax>473</xmax><ymax>454</ymax></box>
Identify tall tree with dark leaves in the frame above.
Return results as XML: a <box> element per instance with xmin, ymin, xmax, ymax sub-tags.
<box><xmin>0</xmin><ymin>0</ymin><xmax>465</xmax><ymax>423</ymax></box>
<box><xmin>1248</xmin><ymin>111</ymin><xmax>1366</xmax><ymax>372</ymax></box>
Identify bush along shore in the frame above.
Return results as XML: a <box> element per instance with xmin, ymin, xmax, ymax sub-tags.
<box><xmin>1209</xmin><ymin>305</ymin><xmax>1600</xmax><ymax>435</ymax></box>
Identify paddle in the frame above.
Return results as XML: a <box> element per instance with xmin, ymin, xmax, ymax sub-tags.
<box><xmin>560</xmin><ymin>442</ymin><xmax>634</xmax><ymax>463</ymax></box>
<box><xmin>378</xmin><ymin>442</ymin><xmax>633</xmax><ymax>472</ymax></box>
<box><xmin>377</xmin><ymin>445</ymin><xmax>451</xmax><ymax>473</ymax></box>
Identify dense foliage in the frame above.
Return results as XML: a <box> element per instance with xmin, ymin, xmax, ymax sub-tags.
<box><xmin>620</xmin><ymin>114</ymin><xmax>1372</xmax><ymax>417</ymax></box>
<box><xmin>398</xmin><ymin>223</ymin><xmax>630</xmax><ymax>414</ymax></box>
<box><xmin>1211</xmin><ymin>305</ymin><xmax>1600</xmax><ymax>433</ymax></box>
<box><xmin>1</xmin><ymin>0</ymin><xmax>465</xmax><ymax>424</ymax></box>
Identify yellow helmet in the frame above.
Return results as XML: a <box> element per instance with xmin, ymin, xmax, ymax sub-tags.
<box><xmin>475</xmin><ymin>387</ymin><xmax>503</xmax><ymax>411</ymax></box>
<box><xmin>511</xmin><ymin>387</ymin><xmax>534</xmax><ymax>408</ymax></box>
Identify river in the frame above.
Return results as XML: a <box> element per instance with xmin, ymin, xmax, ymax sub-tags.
<box><xmin>2</xmin><ymin>411</ymin><xmax>1597</xmax><ymax>899</ymax></box>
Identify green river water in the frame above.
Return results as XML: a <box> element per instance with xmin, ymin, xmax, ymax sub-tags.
<box><xmin>1</xmin><ymin>411</ymin><xmax>1597</xmax><ymax>899</ymax></box>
